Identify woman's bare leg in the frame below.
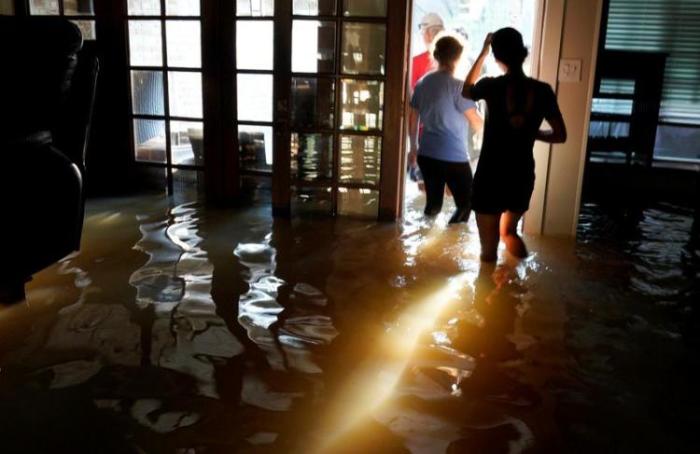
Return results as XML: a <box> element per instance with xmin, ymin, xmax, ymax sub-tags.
<box><xmin>476</xmin><ymin>213</ymin><xmax>501</xmax><ymax>262</ymax></box>
<box><xmin>499</xmin><ymin>211</ymin><xmax>528</xmax><ymax>259</ymax></box>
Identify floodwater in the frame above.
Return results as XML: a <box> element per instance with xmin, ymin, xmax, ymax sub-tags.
<box><xmin>0</xmin><ymin>189</ymin><xmax>698</xmax><ymax>453</ymax></box>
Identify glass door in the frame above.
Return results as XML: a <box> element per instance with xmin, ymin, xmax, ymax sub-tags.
<box><xmin>126</xmin><ymin>0</ymin><xmax>204</xmax><ymax>194</ymax></box>
<box><xmin>27</xmin><ymin>0</ymin><xmax>97</xmax><ymax>39</ymax></box>
<box><xmin>269</xmin><ymin>0</ymin><xmax>389</xmax><ymax>219</ymax></box>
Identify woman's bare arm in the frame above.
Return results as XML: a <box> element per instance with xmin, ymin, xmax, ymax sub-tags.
<box><xmin>408</xmin><ymin>107</ymin><xmax>419</xmax><ymax>167</ymax></box>
<box><xmin>536</xmin><ymin>112</ymin><xmax>567</xmax><ymax>143</ymax></box>
<box><xmin>464</xmin><ymin>107</ymin><xmax>483</xmax><ymax>133</ymax></box>
<box><xmin>462</xmin><ymin>33</ymin><xmax>492</xmax><ymax>99</ymax></box>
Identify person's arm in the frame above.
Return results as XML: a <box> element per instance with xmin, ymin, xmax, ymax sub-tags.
<box><xmin>408</xmin><ymin>107</ymin><xmax>420</xmax><ymax>167</ymax></box>
<box><xmin>462</xmin><ymin>33</ymin><xmax>493</xmax><ymax>99</ymax></box>
<box><xmin>536</xmin><ymin>87</ymin><xmax>567</xmax><ymax>143</ymax></box>
<box><xmin>464</xmin><ymin>107</ymin><xmax>483</xmax><ymax>133</ymax></box>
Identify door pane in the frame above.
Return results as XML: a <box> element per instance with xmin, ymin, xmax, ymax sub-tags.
<box><xmin>292</xmin><ymin>20</ymin><xmax>336</xmax><ymax>73</ymax></box>
<box><xmin>166</xmin><ymin>0</ymin><xmax>200</xmax><ymax>16</ymax></box>
<box><xmin>343</xmin><ymin>0</ymin><xmax>387</xmax><ymax>17</ymax></box>
<box><xmin>237</xmin><ymin>20</ymin><xmax>274</xmax><ymax>70</ymax></box>
<box><xmin>166</xmin><ymin>21</ymin><xmax>201</xmax><ymax>68</ymax></box>
<box><xmin>29</xmin><ymin>0</ymin><xmax>59</xmax><ymax>15</ymax></box>
<box><xmin>64</xmin><ymin>0</ymin><xmax>95</xmax><ymax>15</ymax></box>
<box><xmin>134</xmin><ymin>119</ymin><xmax>166</xmax><ymax>163</ymax></box>
<box><xmin>291</xmin><ymin>133</ymin><xmax>333</xmax><ymax>182</ymax></box>
<box><xmin>128</xmin><ymin>0</ymin><xmax>161</xmax><ymax>16</ymax></box>
<box><xmin>171</xmin><ymin>120</ymin><xmax>204</xmax><ymax>166</ymax></box>
<box><xmin>237</xmin><ymin>74</ymin><xmax>273</xmax><ymax>122</ymax></box>
<box><xmin>338</xmin><ymin>188</ymin><xmax>379</xmax><ymax>218</ymax></box>
<box><xmin>339</xmin><ymin>135</ymin><xmax>381</xmax><ymax>185</ymax></box>
<box><xmin>71</xmin><ymin>20</ymin><xmax>97</xmax><ymax>40</ymax></box>
<box><xmin>293</xmin><ymin>0</ymin><xmax>336</xmax><ymax>16</ymax></box>
<box><xmin>236</xmin><ymin>0</ymin><xmax>274</xmax><ymax>16</ymax></box>
<box><xmin>129</xmin><ymin>21</ymin><xmax>163</xmax><ymax>67</ymax></box>
<box><xmin>168</xmin><ymin>71</ymin><xmax>203</xmax><ymax>118</ymax></box>
<box><xmin>342</xmin><ymin>22</ymin><xmax>386</xmax><ymax>75</ymax></box>
<box><xmin>291</xmin><ymin>78</ymin><xmax>335</xmax><ymax>129</ymax></box>
<box><xmin>340</xmin><ymin>79</ymin><xmax>384</xmax><ymax>130</ymax></box>
<box><xmin>239</xmin><ymin>125</ymin><xmax>274</xmax><ymax>172</ymax></box>
<box><xmin>293</xmin><ymin>187</ymin><xmax>333</xmax><ymax>215</ymax></box>
<box><xmin>131</xmin><ymin>71</ymin><xmax>165</xmax><ymax>115</ymax></box>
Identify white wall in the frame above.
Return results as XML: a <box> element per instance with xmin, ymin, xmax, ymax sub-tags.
<box><xmin>0</xmin><ymin>0</ymin><xmax>14</xmax><ymax>15</ymax></box>
<box><xmin>525</xmin><ymin>0</ymin><xmax>603</xmax><ymax>237</ymax></box>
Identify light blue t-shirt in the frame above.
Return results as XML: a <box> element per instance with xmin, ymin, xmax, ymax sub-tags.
<box><xmin>410</xmin><ymin>70</ymin><xmax>476</xmax><ymax>163</ymax></box>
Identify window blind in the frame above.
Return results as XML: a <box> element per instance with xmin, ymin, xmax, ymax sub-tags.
<box><xmin>605</xmin><ymin>0</ymin><xmax>700</xmax><ymax>125</ymax></box>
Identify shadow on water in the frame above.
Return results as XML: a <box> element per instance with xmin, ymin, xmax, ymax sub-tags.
<box><xmin>0</xmin><ymin>189</ymin><xmax>698</xmax><ymax>452</ymax></box>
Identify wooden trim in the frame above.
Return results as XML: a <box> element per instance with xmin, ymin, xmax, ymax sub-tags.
<box><xmin>271</xmin><ymin>0</ymin><xmax>292</xmax><ymax>216</ymax></box>
<box><xmin>378</xmin><ymin>0</ymin><xmax>410</xmax><ymax>221</ymax></box>
<box><xmin>201</xmin><ymin>0</ymin><xmax>223</xmax><ymax>201</ymax></box>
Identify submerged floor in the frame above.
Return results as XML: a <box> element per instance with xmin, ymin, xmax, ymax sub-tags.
<box><xmin>0</xmin><ymin>189</ymin><xmax>698</xmax><ymax>453</ymax></box>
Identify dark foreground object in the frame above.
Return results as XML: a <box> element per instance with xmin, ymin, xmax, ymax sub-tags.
<box><xmin>0</xmin><ymin>17</ymin><xmax>98</xmax><ymax>304</ymax></box>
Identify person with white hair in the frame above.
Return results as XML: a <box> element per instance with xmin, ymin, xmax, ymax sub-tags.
<box><xmin>411</xmin><ymin>12</ymin><xmax>445</xmax><ymax>90</ymax></box>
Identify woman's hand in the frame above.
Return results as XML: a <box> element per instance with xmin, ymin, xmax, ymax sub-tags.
<box><xmin>408</xmin><ymin>148</ymin><xmax>418</xmax><ymax>168</ymax></box>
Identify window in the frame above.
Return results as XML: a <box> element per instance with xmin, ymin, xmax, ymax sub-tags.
<box><xmin>28</xmin><ymin>0</ymin><xmax>96</xmax><ymax>40</ymax></box>
<box><xmin>605</xmin><ymin>0</ymin><xmax>700</xmax><ymax>126</ymax></box>
<box><xmin>127</xmin><ymin>0</ymin><xmax>204</xmax><ymax>192</ymax></box>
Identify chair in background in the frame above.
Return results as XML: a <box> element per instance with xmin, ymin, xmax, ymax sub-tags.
<box><xmin>0</xmin><ymin>17</ymin><xmax>99</xmax><ymax>304</ymax></box>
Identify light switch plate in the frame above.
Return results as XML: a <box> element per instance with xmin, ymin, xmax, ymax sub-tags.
<box><xmin>558</xmin><ymin>59</ymin><xmax>582</xmax><ymax>82</ymax></box>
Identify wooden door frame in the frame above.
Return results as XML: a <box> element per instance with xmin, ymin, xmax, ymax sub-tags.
<box><xmin>378</xmin><ymin>0</ymin><xmax>412</xmax><ymax>221</ymax></box>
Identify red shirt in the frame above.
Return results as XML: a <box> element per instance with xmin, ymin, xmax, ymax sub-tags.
<box><xmin>411</xmin><ymin>51</ymin><xmax>436</xmax><ymax>91</ymax></box>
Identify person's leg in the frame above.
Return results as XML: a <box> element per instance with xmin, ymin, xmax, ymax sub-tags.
<box><xmin>445</xmin><ymin>162</ymin><xmax>473</xmax><ymax>224</ymax></box>
<box><xmin>476</xmin><ymin>213</ymin><xmax>501</xmax><ymax>262</ymax></box>
<box><xmin>418</xmin><ymin>156</ymin><xmax>445</xmax><ymax>216</ymax></box>
<box><xmin>499</xmin><ymin>211</ymin><xmax>528</xmax><ymax>259</ymax></box>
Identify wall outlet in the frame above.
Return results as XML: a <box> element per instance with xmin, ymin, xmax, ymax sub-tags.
<box><xmin>558</xmin><ymin>59</ymin><xmax>582</xmax><ymax>82</ymax></box>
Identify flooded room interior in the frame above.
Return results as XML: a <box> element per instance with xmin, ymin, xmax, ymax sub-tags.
<box><xmin>0</xmin><ymin>0</ymin><xmax>698</xmax><ymax>453</ymax></box>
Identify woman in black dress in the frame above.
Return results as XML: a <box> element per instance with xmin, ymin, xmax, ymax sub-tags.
<box><xmin>462</xmin><ymin>28</ymin><xmax>567</xmax><ymax>262</ymax></box>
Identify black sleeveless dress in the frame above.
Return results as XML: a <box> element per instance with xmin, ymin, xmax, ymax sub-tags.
<box><xmin>468</xmin><ymin>74</ymin><xmax>561</xmax><ymax>214</ymax></box>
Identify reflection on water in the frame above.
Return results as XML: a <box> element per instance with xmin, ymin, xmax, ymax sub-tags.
<box><xmin>0</xmin><ymin>194</ymin><xmax>698</xmax><ymax>452</ymax></box>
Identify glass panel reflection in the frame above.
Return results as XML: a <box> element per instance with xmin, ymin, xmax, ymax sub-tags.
<box><xmin>71</xmin><ymin>20</ymin><xmax>97</xmax><ymax>40</ymax></box>
<box><xmin>29</xmin><ymin>0</ymin><xmax>59</xmax><ymax>15</ymax></box>
<box><xmin>291</xmin><ymin>78</ymin><xmax>335</xmax><ymax>129</ymax></box>
<box><xmin>128</xmin><ymin>0</ymin><xmax>160</xmax><ymax>16</ymax></box>
<box><xmin>237</xmin><ymin>74</ymin><xmax>273</xmax><ymax>122</ymax></box>
<box><xmin>166</xmin><ymin>21</ymin><xmax>201</xmax><ymax>68</ymax></box>
<box><xmin>64</xmin><ymin>0</ymin><xmax>94</xmax><ymax>15</ymax></box>
<box><xmin>342</xmin><ymin>22</ymin><xmax>386</xmax><ymax>75</ymax></box>
<box><xmin>131</xmin><ymin>71</ymin><xmax>165</xmax><ymax>116</ymax></box>
<box><xmin>292</xmin><ymin>20</ymin><xmax>336</xmax><ymax>73</ymax></box>
<box><xmin>293</xmin><ymin>187</ymin><xmax>333</xmax><ymax>216</ymax></box>
<box><xmin>166</xmin><ymin>0</ymin><xmax>200</xmax><ymax>16</ymax></box>
<box><xmin>134</xmin><ymin>119</ymin><xmax>166</xmax><ymax>163</ymax></box>
<box><xmin>239</xmin><ymin>125</ymin><xmax>273</xmax><ymax>173</ymax></box>
<box><xmin>339</xmin><ymin>135</ymin><xmax>381</xmax><ymax>185</ymax></box>
<box><xmin>341</xmin><ymin>79</ymin><xmax>383</xmax><ymax>130</ymax></box>
<box><xmin>343</xmin><ymin>0</ymin><xmax>387</xmax><ymax>17</ymax></box>
<box><xmin>291</xmin><ymin>133</ymin><xmax>333</xmax><ymax>182</ymax></box>
<box><xmin>338</xmin><ymin>188</ymin><xmax>379</xmax><ymax>218</ymax></box>
<box><xmin>293</xmin><ymin>0</ymin><xmax>336</xmax><ymax>16</ymax></box>
<box><xmin>236</xmin><ymin>0</ymin><xmax>274</xmax><ymax>16</ymax></box>
<box><xmin>237</xmin><ymin>20</ymin><xmax>273</xmax><ymax>70</ymax></box>
<box><xmin>168</xmin><ymin>71</ymin><xmax>203</xmax><ymax>118</ymax></box>
<box><xmin>129</xmin><ymin>21</ymin><xmax>163</xmax><ymax>67</ymax></box>
<box><xmin>170</xmin><ymin>120</ymin><xmax>204</xmax><ymax>166</ymax></box>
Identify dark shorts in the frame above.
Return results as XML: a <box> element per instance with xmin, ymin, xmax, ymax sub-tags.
<box><xmin>472</xmin><ymin>167</ymin><xmax>535</xmax><ymax>215</ymax></box>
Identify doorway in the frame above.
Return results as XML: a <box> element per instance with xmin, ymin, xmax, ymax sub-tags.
<box><xmin>121</xmin><ymin>0</ymin><xmax>407</xmax><ymax>219</ymax></box>
<box><xmin>404</xmin><ymin>0</ymin><xmax>544</xmax><ymax>220</ymax></box>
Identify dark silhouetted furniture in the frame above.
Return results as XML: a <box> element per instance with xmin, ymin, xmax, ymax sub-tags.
<box><xmin>0</xmin><ymin>17</ymin><xmax>99</xmax><ymax>304</ymax></box>
<box><xmin>587</xmin><ymin>50</ymin><xmax>667</xmax><ymax>166</ymax></box>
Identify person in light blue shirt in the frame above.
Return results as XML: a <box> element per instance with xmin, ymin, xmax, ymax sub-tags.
<box><xmin>409</xmin><ymin>34</ymin><xmax>483</xmax><ymax>223</ymax></box>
